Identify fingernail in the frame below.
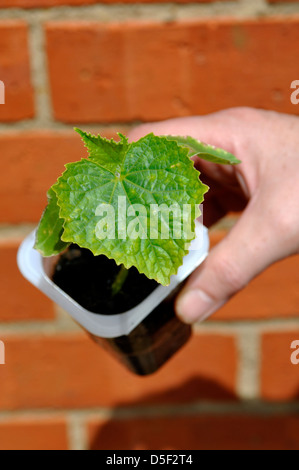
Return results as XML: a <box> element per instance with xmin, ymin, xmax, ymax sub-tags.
<box><xmin>176</xmin><ymin>289</ymin><xmax>216</xmax><ymax>324</ymax></box>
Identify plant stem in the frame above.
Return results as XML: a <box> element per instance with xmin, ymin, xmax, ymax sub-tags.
<box><xmin>111</xmin><ymin>264</ymin><xmax>129</xmax><ymax>297</ymax></box>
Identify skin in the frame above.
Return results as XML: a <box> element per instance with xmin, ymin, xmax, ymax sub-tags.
<box><xmin>128</xmin><ymin>107</ymin><xmax>299</xmax><ymax>324</ymax></box>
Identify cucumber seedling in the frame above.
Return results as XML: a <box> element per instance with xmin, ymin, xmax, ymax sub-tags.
<box><xmin>35</xmin><ymin>131</ymin><xmax>240</xmax><ymax>287</ymax></box>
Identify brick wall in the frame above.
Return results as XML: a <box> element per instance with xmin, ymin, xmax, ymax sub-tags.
<box><xmin>0</xmin><ymin>0</ymin><xmax>299</xmax><ymax>450</ymax></box>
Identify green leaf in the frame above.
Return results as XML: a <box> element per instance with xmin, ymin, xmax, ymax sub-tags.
<box><xmin>74</xmin><ymin>128</ymin><xmax>129</xmax><ymax>174</ymax></box>
<box><xmin>166</xmin><ymin>135</ymin><xmax>241</xmax><ymax>165</ymax></box>
<box><xmin>52</xmin><ymin>132</ymin><xmax>209</xmax><ymax>285</ymax></box>
<box><xmin>35</xmin><ymin>130</ymin><xmax>241</xmax><ymax>285</ymax></box>
<box><xmin>34</xmin><ymin>188</ymin><xmax>70</xmax><ymax>256</ymax></box>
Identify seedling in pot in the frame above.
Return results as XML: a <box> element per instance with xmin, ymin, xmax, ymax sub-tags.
<box><xmin>35</xmin><ymin>131</ymin><xmax>240</xmax><ymax>296</ymax></box>
<box><xmin>23</xmin><ymin>130</ymin><xmax>241</xmax><ymax>375</ymax></box>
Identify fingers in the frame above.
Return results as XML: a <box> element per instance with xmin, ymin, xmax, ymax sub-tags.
<box><xmin>127</xmin><ymin>113</ymin><xmax>237</xmax><ymax>154</ymax></box>
<box><xmin>128</xmin><ymin>117</ymin><xmax>205</xmax><ymax>142</ymax></box>
<box><xmin>175</xmin><ymin>199</ymin><xmax>280</xmax><ymax>324</ymax></box>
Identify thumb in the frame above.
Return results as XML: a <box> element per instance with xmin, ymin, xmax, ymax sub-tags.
<box><xmin>175</xmin><ymin>201</ymin><xmax>278</xmax><ymax>324</ymax></box>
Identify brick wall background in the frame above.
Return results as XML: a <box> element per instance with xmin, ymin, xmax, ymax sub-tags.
<box><xmin>0</xmin><ymin>0</ymin><xmax>299</xmax><ymax>450</ymax></box>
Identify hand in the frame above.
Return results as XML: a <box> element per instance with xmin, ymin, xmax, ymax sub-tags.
<box><xmin>128</xmin><ymin>107</ymin><xmax>299</xmax><ymax>324</ymax></box>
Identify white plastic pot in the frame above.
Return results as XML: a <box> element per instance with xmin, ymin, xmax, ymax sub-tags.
<box><xmin>18</xmin><ymin>223</ymin><xmax>209</xmax><ymax>375</ymax></box>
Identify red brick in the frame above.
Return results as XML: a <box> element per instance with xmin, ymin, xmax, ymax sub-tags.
<box><xmin>0</xmin><ymin>332</ymin><xmax>237</xmax><ymax>410</ymax></box>
<box><xmin>213</xmin><ymin>256</ymin><xmax>299</xmax><ymax>321</ymax></box>
<box><xmin>0</xmin><ymin>240</ymin><xmax>55</xmax><ymax>322</ymax></box>
<box><xmin>0</xmin><ymin>0</ymin><xmax>230</xmax><ymax>7</ymax></box>
<box><xmin>0</xmin><ymin>129</ymin><xmax>125</xmax><ymax>223</ymax></box>
<box><xmin>261</xmin><ymin>331</ymin><xmax>299</xmax><ymax>402</ymax></box>
<box><xmin>0</xmin><ymin>21</ymin><xmax>34</xmax><ymax>122</ymax></box>
<box><xmin>88</xmin><ymin>414</ymin><xmax>299</xmax><ymax>450</ymax></box>
<box><xmin>46</xmin><ymin>18</ymin><xmax>299</xmax><ymax>123</ymax></box>
<box><xmin>186</xmin><ymin>17</ymin><xmax>299</xmax><ymax>116</ymax></box>
<box><xmin>46</xmin><ymin>22</ymin><xmax>188</xmax><ymax>123</ymax></box>
<box><xmin>207</xmin><ymin>232</ymin><xmax>299</xmax><ymax>321</ymax></box>
<box><xmin>0</xmin><ymin>416</ymin><xmax>68</xmax><ymax>450</ymax></box>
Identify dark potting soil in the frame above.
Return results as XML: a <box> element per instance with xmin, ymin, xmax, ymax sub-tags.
<box><xmin>52</xmin><ymin>244</ymin><xmax>158</xmax><ymax>315</ymax></box>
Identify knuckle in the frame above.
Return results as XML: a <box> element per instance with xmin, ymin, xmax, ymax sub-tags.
<box><xmin>279</xmin><ymin>211</ymin><xmax>295</xmax><ymax>235</ymax></box>
<box><xmin>209</xmin><ymin>252</ymin><xmax>247</xmax><ymax>296</ymax></box>
<box><xmin>272</xmin><ymin>207</ymin><xmax>297</xmax><ymax>243</ymax></box>
<box><xmin>226</xmin><ymin>106</ymin><xmax>261</xmax><ymax>123</ymax></box>
<box><xmin>128</xmin><ymin>124</ymin><xmax>153</xmax><ymax>140</ymax></box>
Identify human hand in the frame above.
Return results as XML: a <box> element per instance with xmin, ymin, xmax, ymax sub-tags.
<box><xmin>128</xmin><ymin>108</ymin><xmax>299</xmax><ymax>324</ymax></box>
